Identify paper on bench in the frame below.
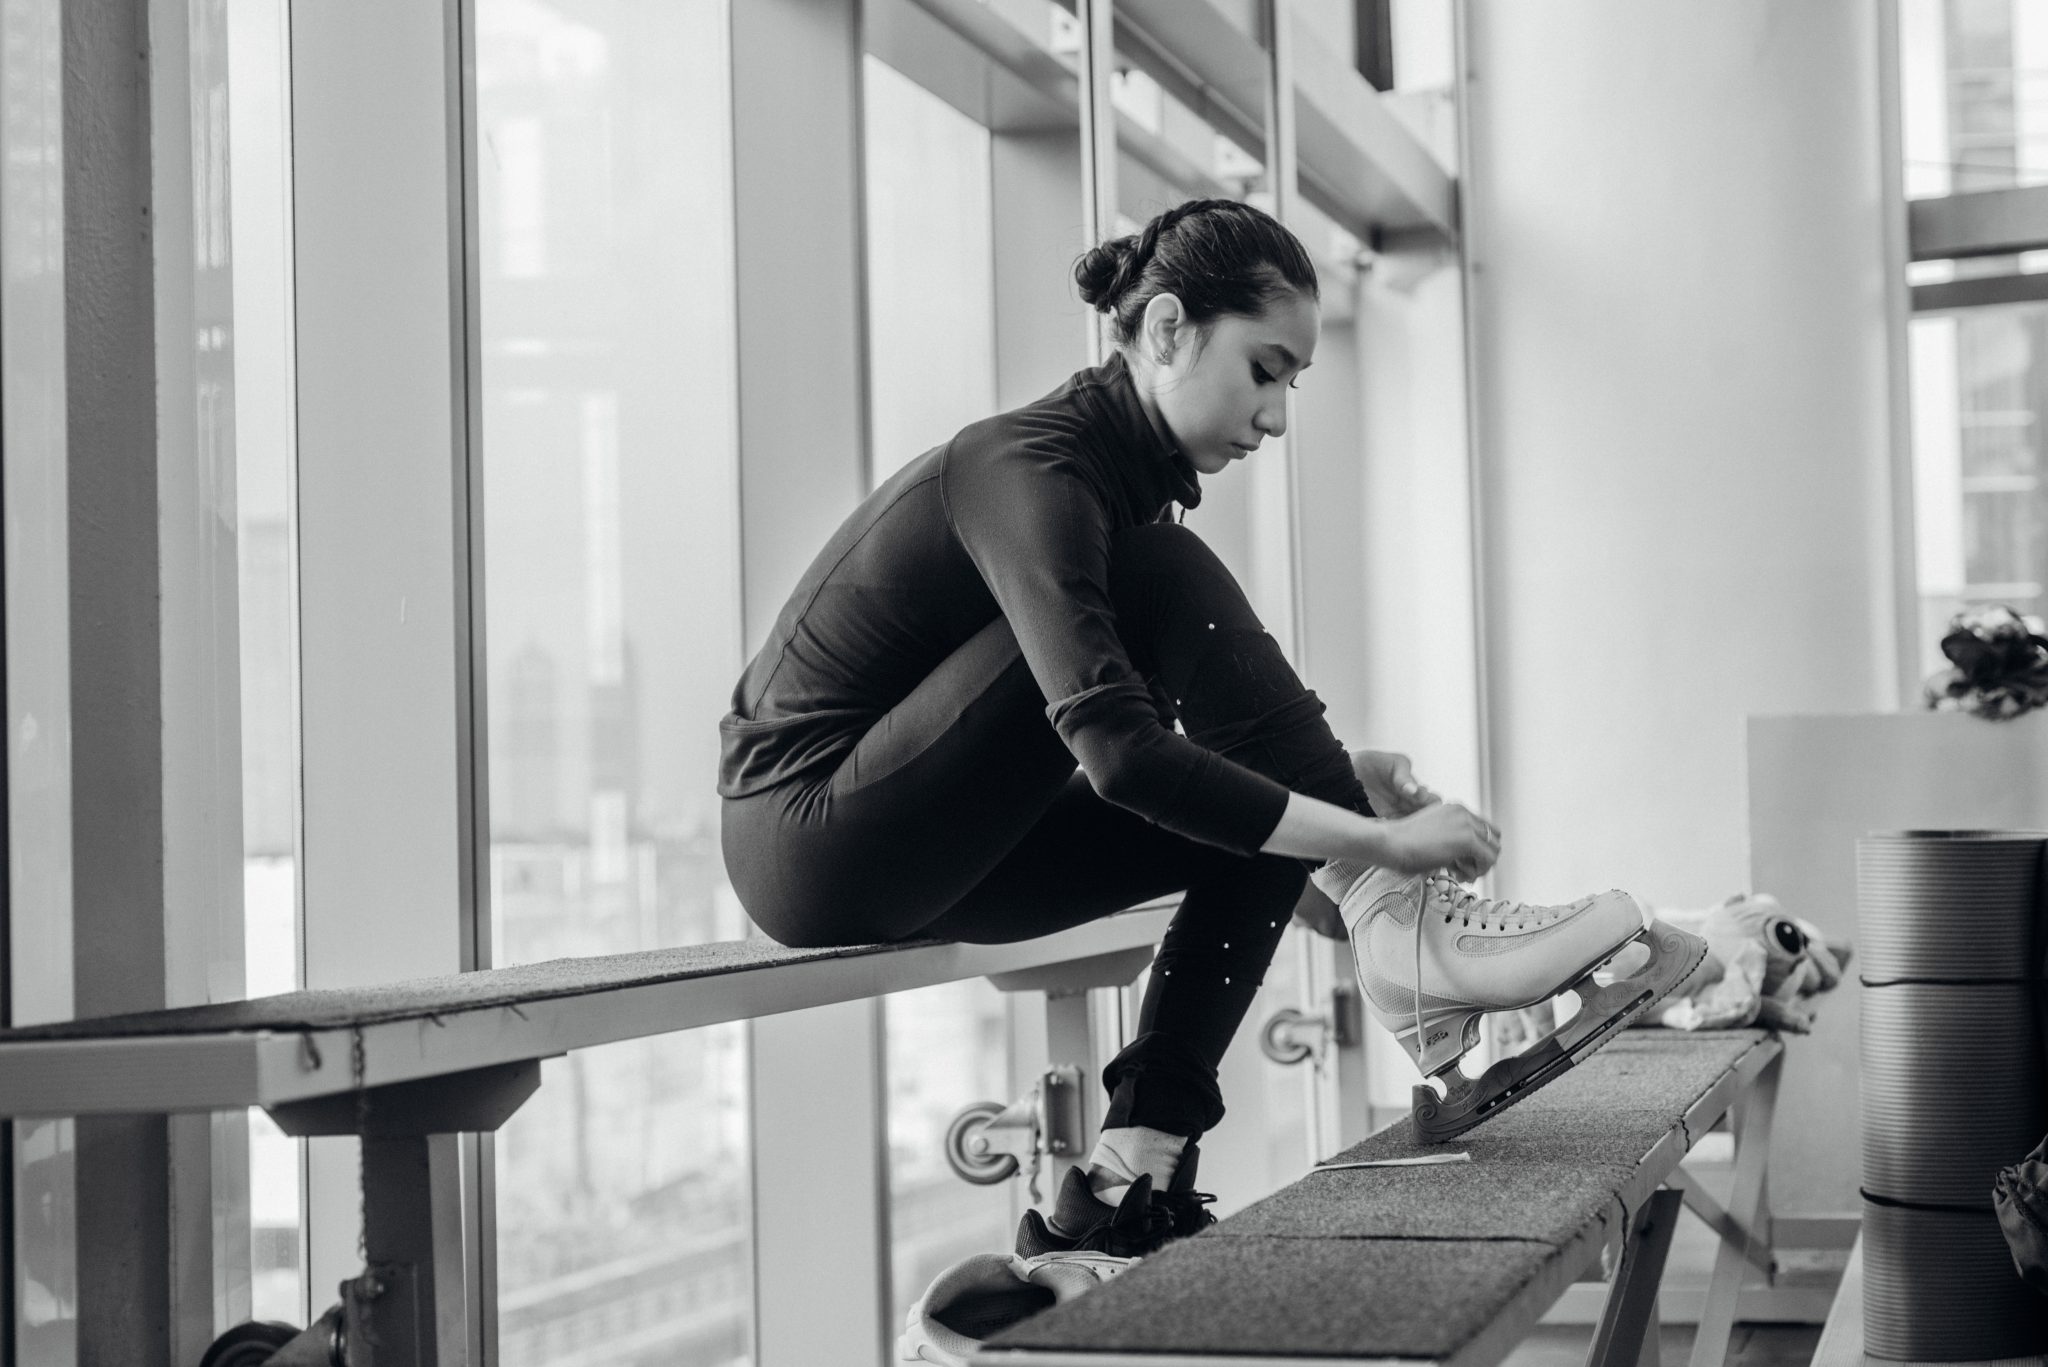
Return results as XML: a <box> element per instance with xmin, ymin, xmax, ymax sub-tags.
<box><xmin>1313</xmin><ymin>1153</ymin><xmax>1471</xmax><ymax>1171</ymax></box>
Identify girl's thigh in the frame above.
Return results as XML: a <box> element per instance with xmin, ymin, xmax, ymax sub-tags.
<box><xmin>920</xmin><ymin>772</ymin><xmax>1245</xmax><ymax>944</ymax></box>
<box><xmin>724</xmin><ymin>615</ymin><xmax>1085</xmax><ymax>946</ymax></box>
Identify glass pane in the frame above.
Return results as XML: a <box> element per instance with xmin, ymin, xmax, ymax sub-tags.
<box><xmin>1900</xmin><ymin>0</ymin><xmax>2048</xmax><ymax>198</ymax></box>
<box><xmin>864</xmin><ymin>56</ymin><xmax>996</xmax><ymax>482</ymax></box>
<box><xmin>885</xmin><ymin>982</ymin><xmax>1016</xmax><ymax>1332</ymax></box>
<box><xmin>1909</xmin><ymin>305</ymin><xmax>2048</xmax><ymax>677</ymax></box>
<box><xmin>227</xmin><ymin>0</ymin><xmax>305</xmax><ymax>1323</ymax></box>
<box><xmin>475</xmin><ymin>3</ymin><xmax>750</xmax><ymax>1362</ymax></box>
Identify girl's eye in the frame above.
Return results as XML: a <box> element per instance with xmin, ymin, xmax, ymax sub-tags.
<box><xmin>1252</xmin><ymin>364</ymin><xmax>1274</xmax><ymax>385</ymax></box>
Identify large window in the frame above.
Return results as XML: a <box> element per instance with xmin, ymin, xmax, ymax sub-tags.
<box><xmin>474</xmin><ymin>3</ymin><xmax>750</xmax><ymax>1362</ymax></box>
<box><xmin>1909</xmin><ymin>307</ymin><xmax>2048</xmax><ymax>666</ymax></box>
<box><xmin>1900</xmin><ymin>0</ymin><xmax>2048</xmax><ymax>674</ymax></box>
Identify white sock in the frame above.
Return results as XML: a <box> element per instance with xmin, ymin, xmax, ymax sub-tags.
<box><xmin>1309</xmin><ymin>857</ymin><xmax>1370</xmax><ymax>906</ymax></box>
<box><xmin>1085</xmin><ymin>1126</ymin><xmax>1187</xmax><ymax>1207</ymax></box>
<box><xmin>1312</xmin><ymin>861</ymin><xmax>1406</xmax><ymax>939</ymax></box>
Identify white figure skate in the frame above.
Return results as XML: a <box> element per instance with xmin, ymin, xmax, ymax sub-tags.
<box><xmin>1312</xmin><ymin>864</ymin><xmax>1708</xmax><ymax>1143</ymax></box>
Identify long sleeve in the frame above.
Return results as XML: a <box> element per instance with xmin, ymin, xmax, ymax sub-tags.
<box><xmin>943</xmin><ymin>439</ymin><xmax>1290</xmax><ymax>856</ymax></box>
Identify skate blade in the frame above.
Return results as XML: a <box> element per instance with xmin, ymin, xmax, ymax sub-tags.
<box><xmin>1409</xmin><ymin>920</ymin><xmax>1708</xmax><ymax>1145</ymax></box>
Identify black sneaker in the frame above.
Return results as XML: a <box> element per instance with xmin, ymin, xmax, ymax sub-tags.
<box><xmin>1015</xmin><ymin>1168</ymin><xmax>1171</xmax><ymax>1258</ymax></box>
<box><xmin>1152</xmin><ymin>1140</ymin><xmax>1219</xmax><ymax>1240</ymax></box>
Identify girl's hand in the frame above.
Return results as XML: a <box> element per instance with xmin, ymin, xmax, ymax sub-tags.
<box><xmin>1351</xmin><ymin>749</ymin><xmax>1440</xmax><ymax>817</ymax></box>
<box><xmin>1375</xmin><ymin>803</ymin><xmax>1500</xmax><ymax>879</ymax></box>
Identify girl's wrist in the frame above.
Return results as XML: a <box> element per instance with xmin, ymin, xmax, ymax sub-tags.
<box><xmin>1347</xmin><ymin>816</ymin><xmax>1395</xmax><ymax>867</ymax></box>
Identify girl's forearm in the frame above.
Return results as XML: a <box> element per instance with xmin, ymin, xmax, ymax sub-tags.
<box><xmin>1257</xmin><ymin>791</ymin><xmax>1390</xmax><ymax>865</ymax></box>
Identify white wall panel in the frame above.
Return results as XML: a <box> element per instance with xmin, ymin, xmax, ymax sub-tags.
<box><xmin>1463</xmin><ymin>0</ymin><xmax>1894</xmax><ymax>911</ymax></box>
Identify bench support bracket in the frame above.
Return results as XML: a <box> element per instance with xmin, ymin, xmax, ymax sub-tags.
<box><xmin>1590</xmin><ymin>1186</ymin><xmax>1684</xmax><ymax>1367</ymax></box>
<box><xmin>1670</xmin><ymin>1165</ymin><xmax>1775</xmax><ymax>1279</ymax></box>
<box><xmin>1687</xmin><ymin>1051</ymin><xmax>1783</xmax><ymax>1367</ymax></box>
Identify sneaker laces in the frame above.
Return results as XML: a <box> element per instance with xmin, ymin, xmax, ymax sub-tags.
<box><xmin>1153</xmin><ymin>1187</ymin><xmax>1217</xmax><ymax>1239</ymax></box>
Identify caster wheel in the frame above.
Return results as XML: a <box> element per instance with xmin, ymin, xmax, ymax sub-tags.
<box><xmin>199</xmin><ymin>1320</ymin><xmax>300</xmax><ymax>1367</ymax></box>
<box><xmin>1260</xmin><ymin>1007</ymin><xmax>1316</xmax><ymax>1066</ymax></box>
<box><xmin>944</xmin><ymin>1100</ymin><xmax>1019</xmax><ymax>1185</ymax></box>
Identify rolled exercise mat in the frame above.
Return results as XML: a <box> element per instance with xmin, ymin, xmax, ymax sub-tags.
<box><xmin>1862</xmin><ymin>983</ymin><xmax>2046</xmax><ymax>1208</ymax></box>
<box><xmin>1857</xmin><ymin>830</ymin><xmax>2048</xmax><ymax>1360</ymax></box>
<box><xmin>1857</xmin><ymin>831</ymin><xmax>2046</xmax><ymax>983</ymax></box>
<box><xmin>1863</xmin><ymin>1199</ymin><xmax>2048</xmax><ymax>1359</ymax></box>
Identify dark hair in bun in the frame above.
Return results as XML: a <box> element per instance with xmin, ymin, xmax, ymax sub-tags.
<box><xmin>1074</xmin><ymin>198</ymin><xmax>1318</xmax><ymax>346</ymax></box>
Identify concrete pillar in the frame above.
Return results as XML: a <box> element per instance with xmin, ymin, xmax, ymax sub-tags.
<box><xmin>1459</xmin><ymin>0</ymin><xmax>1894</xmax><ymax>1217</ymax></box>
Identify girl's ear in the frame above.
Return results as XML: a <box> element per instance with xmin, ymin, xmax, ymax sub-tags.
<box><xmin>1139</xmin><ymin>291</ymin><xmax>1186</xmax><ymax>365</ymax></box>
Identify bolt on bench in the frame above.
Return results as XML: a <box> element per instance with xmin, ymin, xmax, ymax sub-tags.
<box><xmin>0</xmin><ymin>904</ymin><xmax>1175</xmax><ymax>1367</ymax></box>
<box><xmin>978</xmin><ymin>1029</ymin><xmax>1787</xmax><ymax>1367</ymax></box>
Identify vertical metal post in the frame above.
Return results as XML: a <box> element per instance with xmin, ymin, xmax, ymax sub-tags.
<box><xmin>1077</xmin><ymin>0</ymin><xmax>1118</xmax><ymax>362</ymax></box>
<box><xmin>731</xmin><ymin>6</ymin><xmax>890</xmax><ymax>1360</ymax></box>
<box><xmin>289</xmin><ymin>0</ymin><xmax>483</xmax><ymax>1339</ymax></box>
<box><xmin>749</xmin><ymin>1001</ymin><xmax>892</xmax><ymax>1367</ymax></box>
<box><xmin>1247</xmin><ymin>0</ymin><xmax>1310</xmax><ymax>677</ymax></box>
<box><xmin>1450</xmin><ymin>0</ymin><xmax>1495</xmax><ymax>824</ymax></box>
<box><xmin>1875</xmin><ymin>0</ymin><xmax>1920</xmax><ymax>707</ymax></box>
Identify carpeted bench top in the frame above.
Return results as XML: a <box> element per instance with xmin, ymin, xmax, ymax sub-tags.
<box><xmin>0</xmin><ymin>936</ymin><xmax>916</xmax><ymax>1040</ymax></box>
<box><xmin>985</xmin><ymin>1029</ymin><xmax>1774</xmax><ymax>1363</ymax></box>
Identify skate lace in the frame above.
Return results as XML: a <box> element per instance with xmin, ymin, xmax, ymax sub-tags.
<box><xmin>1423</xmin><ymin>874</ymin><xmax>1557</xmax><ymax>932</ymax></box>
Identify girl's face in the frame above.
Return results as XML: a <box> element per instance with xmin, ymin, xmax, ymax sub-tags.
<box><xmin>1136</xmin><ymin>288</ymin><xmax>1321</xmax><ymax>476</ymax></box>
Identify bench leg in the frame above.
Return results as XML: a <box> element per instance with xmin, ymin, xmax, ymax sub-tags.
<box><xmin>1687</xmin><ymin>1052</ymin><xmax>1782</xmax><ymax>1367</ymax></box>
<box><xmin>1588</xmin><ymin>1187</ymin><xmax>1683</xmax><ymax>1367</ymax></box>
<box><xmin>1043</xmin><ymin>987</ymin><xmax>1110</xmax><ymax>1193</ymax></box>
<box><xmin>345</xmin><ymin>1132</ymin><xmax>469</xmax><ymax>1366</ymax></box>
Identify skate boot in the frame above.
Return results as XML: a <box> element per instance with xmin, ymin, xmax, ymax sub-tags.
<box><xmin>1312</xmin><ymin>863</ymin><xmax>1707</xmax><ymax>1143</ymax></box>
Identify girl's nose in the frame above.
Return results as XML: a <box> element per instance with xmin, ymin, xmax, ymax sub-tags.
<box><xmin>1256</xmin><ymin>403</ymin><xmax>1287</xmax><ymax>439</ymax></box>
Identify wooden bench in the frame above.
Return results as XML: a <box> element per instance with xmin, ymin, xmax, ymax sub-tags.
<box><xmin>978</xmin><ymin>1029</ymin><xmax>1787</xmax><ymax>1367</ymax></box>
<box><xmin>0</xmin><ymin>906</ymin><xmax>1174</xmax><ymax>1367</ymax></box>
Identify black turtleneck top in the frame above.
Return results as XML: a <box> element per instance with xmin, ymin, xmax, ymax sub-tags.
<box><xmin>716</xmin><ymin>356</ymin><xmax>1291</xmax><ymax>857</ymax></box>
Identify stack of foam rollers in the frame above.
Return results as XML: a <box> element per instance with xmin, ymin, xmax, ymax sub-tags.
<box><xmin>1857</xmin><ymin>830</ymin><xmax>2048</xmax><ymax>1358</ymax></box>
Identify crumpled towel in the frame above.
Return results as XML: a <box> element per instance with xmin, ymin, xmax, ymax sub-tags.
<box><xmin>1996</xmin><ymin>1133</ymin><xmax>2048</xmax><ymax>1299</ymax></box>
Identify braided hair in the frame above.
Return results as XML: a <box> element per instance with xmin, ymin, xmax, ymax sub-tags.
<box><xmin>1074</xmin><ymin>199</ymin><xmax>1318</xmax><ymax>347</ymax></box>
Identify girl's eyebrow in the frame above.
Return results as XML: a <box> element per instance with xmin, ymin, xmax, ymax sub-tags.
<box><xmin>1267</xmin><ymin>343</ymin><xmax>1311</xmax><ymax>372</ymax></box>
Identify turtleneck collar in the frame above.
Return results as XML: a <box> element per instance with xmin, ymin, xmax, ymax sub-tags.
<box><xmin>1076</xmin><ymin>351</ymin><xmax>1204</xmax><ymax>516</ymax></box>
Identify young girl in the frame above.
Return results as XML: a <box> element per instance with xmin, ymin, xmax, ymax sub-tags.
<box><xmin>718</xmin><ymin>199</ymin><xmax>1693</xmax><ymax>1257</ymax></box>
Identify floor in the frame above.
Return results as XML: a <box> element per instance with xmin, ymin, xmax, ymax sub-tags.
<box><xmin>1500</xmin><ymin>1323</ymin><xmax>1823</xmax><ymax>1367</ymax></box>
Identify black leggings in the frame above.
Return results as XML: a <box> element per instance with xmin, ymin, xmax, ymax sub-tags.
<box><xmin>721</xmin><ymin>522</ymin><xmax>1371</xmax><ymax>1138</ymax></box>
